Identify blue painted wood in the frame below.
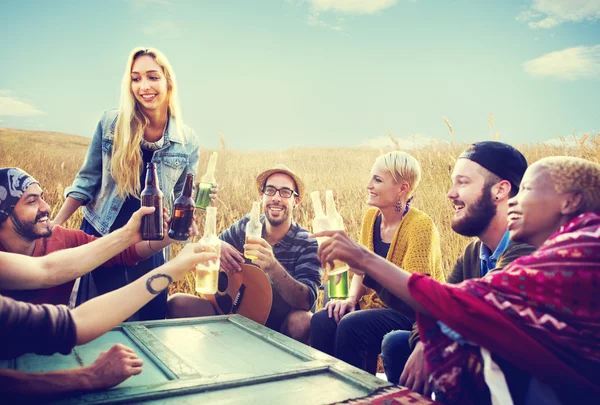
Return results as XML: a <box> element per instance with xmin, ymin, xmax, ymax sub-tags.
<box><xmin>5</xmin><ymin>315</ymin><xmax>392</xmax><ymax>404</ymax></box>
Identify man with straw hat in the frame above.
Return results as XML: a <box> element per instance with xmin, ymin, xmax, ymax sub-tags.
<box><xmin>168</xmin><ymin>164</ymin><xmax>322</xmax><ymax>342</ymax></box>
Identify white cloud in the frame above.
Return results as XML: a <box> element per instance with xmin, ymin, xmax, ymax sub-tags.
<box><xmin>143</xmin><ymin>20</ymin><xmax>181</xmax><ymax>38</ymax></box>
<box><xmin>0</xmin><ymin>93</ymin><xmax>46</xmax><ymax>116</ymax></box>
<box><xmin>360</xmin><ymin>133</ymin><xmax>436</xmax><ymax>149</ymax></box>
<box><xmin>518</xmin><ymin>0</ymin><xmax>600</xmax><ymax>29</ymax></box>
<box><xmin>306</xmin><ymin>0</ymin><xmax>401</xmax><ymax>14</ymax></box>
<box><xmin>523</xmin><ymin>45</ymin><xmax>600</xmax><ymax>80</ymax></box>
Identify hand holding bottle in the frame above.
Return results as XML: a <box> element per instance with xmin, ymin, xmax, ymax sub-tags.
<box><xmin>244</xmin><ymin>201</ymin><xmax>263</xmax><ymax>260</ymax></box>
<box><xmin>171</xmin><ymin>242</ymin><xmax>219</xmax><ymax>281</ymax></box>
<box><xmin>244</xmin><ymin>237</ymin><xmax>277</xmax><ymax>273</ymax></box>
<box><xmin>310</xmin><ymin>229</ymin><xmax>368</xmax><ymax>275</ymax></box>
<box><xmin>196</xmin><ymin>152</ymin><xmax>218</xmax><ymax>210</ymax></box>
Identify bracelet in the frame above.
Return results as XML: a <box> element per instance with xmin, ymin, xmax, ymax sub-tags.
<box><xmin>148</xmin><ymin>240</ymin><xmax>162</xmax><ymax>254</ymax></box>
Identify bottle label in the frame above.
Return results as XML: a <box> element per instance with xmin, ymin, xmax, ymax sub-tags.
<box><xmin>168</xmin><ymin>207</ymin><xmax>194</xmax><ymax>240</ymax></box>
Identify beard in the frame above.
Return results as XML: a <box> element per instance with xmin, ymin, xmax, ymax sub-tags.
<box><xmin>264</xmin><ymin>204</ymin><xmax>289</xmax><ymax>227</ymax></box>
<box><xmin>451</xmin><ymin>184</ymin><xmax>497</xmax><ymax>237</ymax></box>
<box><xmin>10</xmin><ymin>211</ymin><xmax>52</xmax><ymax>241</ymax></box>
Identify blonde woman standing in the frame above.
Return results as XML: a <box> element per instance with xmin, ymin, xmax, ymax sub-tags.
<box><xmin>54</xmin><ymin>47</ymin><xmax>208</xmax><ymax>320</ymax></box>
<box><xmin>310</xmin><ymin>151</ymin><xmax>444</xmax><ymax>374</ymax></box>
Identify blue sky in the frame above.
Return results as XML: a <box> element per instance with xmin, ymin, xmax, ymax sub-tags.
<box><xmin>1</xmin><ymin>0</ymin><xmax>599</xmax><ymax>150</ymax></box>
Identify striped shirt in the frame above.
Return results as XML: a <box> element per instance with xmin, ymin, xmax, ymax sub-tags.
<box><xmin>219</xmin><ymin>214</ymin><xmax>322</xmax><ymax>326</ymax></box>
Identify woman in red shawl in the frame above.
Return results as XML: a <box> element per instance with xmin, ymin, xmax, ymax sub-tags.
<box><xmin>314</xmin><ymin>156</ymin><xmax>600</xmax><ymax>404</ymax></box>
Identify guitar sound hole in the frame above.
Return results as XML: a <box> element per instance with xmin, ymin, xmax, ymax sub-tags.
<box><xmin>217</xmin><ymin>271</ymin><xmax>229</xmax><ymax>293</ymax></box>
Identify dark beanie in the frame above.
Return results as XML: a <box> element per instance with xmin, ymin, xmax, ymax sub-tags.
<box><xmin>0</xmin><ymin>168</ymin><xmax>40</xmax><ymax>223</ymax></box>
<box><xmin>458</xmin><ymin>141</ymin><xmax>528</xmax><ymax>192</ymax></box>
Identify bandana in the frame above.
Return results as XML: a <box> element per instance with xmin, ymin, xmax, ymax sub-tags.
<box><xmin>0</xmin><ymin>168</ymin><xmax>40</xmax><ymax>223</ymax></box>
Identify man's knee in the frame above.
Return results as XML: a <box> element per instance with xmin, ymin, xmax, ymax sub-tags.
<box><xmin>166</xmin><ymin>293</ymin><xmax>216</xmax><ymax>319</ymax></box>
<box><xmin>381</xmin><ymin>330</ymin><xmax>411</xmax><ymax>359</ymax></box>
<box><xmin>310</xmin><ymin>308</ymin><xmax>332</xmax><ymax>332</ymax></box>
<box><xmin>282</xmin><ymin>310</ymin><xmax>312</xmax><ymax>343</ymax></box>
<box><xmin>336</xmin><ymin>309</ymin><xmax>366</xmax><ymax>336</ymax></box>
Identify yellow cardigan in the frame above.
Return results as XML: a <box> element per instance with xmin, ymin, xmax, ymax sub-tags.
<box><xmin>358</xmin><ymin>207</ymin><xmax>444</xmax><ymax>310</ymax></box>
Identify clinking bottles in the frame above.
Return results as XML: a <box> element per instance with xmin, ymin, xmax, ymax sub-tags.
<box><xmin>195</xmin><ymin>151</ymin><xmax>218</xmax><ymax>210</ymax></box>
<box><xmin>245</xmin><ymin>201</ymin><xmax>263</xmax><ymax>260</ymax></box>
<box><xmin>141</xmin><ymin>162</ymin><xmax>164</xmax><ymax>241</ymax></box>
<box><xmin>195</xmin><ymin>206</ymin><xmax>221</xmax><ymax>294</ymax></box>
<box><xmin>168</xmin><ymin>173</ymin><xmax>195</xmax><ymax>241</ymax></box>
<box><xmin>325</xmin><ymin>190</ymin><xmax>349</xmax><ymax>298</ymax></box>
<box><xmin>310</xmin><ymin>190</ymin><xmax>349</xmax><ymax>298</ymax></box>
<box><xmin>310</xmin><ymin>191</ymin><xmax>330</xmax><ymax>242</ymax></box>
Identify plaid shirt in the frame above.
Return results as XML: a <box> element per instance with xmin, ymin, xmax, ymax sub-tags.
<box><xmin>219</xmin><ymin>214</ymin><xmax>323</xmax><ymax>319</ymax></box>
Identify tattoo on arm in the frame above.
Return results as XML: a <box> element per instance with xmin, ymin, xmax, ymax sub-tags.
<box><xmin>146</xmin><ymin>274</ymin><xmax>173</xmax><ymax>295</ymax></box>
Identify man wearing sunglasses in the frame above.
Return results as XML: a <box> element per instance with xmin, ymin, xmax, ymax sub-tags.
<box><xmin>167</xmin><ymin>165</ymin><xmax>322</xmax><ymax>343</ymax></box>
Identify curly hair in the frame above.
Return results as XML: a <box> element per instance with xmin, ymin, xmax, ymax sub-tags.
<box><xmin>534</xmin><ymin>156</ymin><xmax>600</xmax><ymax>214</ymax></box>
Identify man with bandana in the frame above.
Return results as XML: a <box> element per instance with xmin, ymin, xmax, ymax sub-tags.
<box><xmin>0</xmin><ymin>167</ymin><xmax>183</xmax><ymax>306</ymax></box>
<box><xmin>380</xmin><ymin>142</ymin><xmax>536</xmax><ymax>396</ymax></box>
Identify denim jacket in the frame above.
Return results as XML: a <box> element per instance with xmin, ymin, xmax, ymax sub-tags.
<box><xmin>65</xmin><ymin>109</ymin><xmax>201</xmax><ymax>235</ymax></box>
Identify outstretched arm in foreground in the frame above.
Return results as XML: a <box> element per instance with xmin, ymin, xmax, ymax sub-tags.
<box><xmin>312</xmin><ymin>229</ymin><xmax>432</xmax><ymax>317</ymax></box>
<box><xmin>0</xmin><ymin>207</ymin><xmax>152</xmax><ymax>290</ymax></box>
<box><xmin>0</xmin><ymin>243</ymin><xmax>216</xmax><ymax>396</ymax></box>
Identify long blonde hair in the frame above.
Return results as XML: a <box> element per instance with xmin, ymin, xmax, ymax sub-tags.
<box><xmin>111</xmin><ymin>47</ymin><xmax>184</xmax><ymax>198</ymax></box>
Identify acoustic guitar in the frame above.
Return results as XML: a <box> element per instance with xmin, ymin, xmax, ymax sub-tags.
<box><xmin>202</xmin><ymin>263</ymin><xmax>273</xmax><ymax>325</ymax></box>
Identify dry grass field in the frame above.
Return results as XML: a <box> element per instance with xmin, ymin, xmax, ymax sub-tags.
<box><xmin>1</xmin><ymin>128</ymin><xmax>599</xmax><ymax>297</ymax></box>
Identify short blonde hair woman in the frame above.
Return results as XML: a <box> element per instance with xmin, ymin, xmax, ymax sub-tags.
<box><xmin>54</xmin><ymin>47</ymin><xmax>206</xmax><ymax>321</ymax></box>
<box><xmin>310</xmin><ymin>150</ymin><xmax>444</xmax><ymax>374</ymax></box>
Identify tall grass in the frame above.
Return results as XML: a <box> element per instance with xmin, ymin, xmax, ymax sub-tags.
<box><xmin>2</xmin><ymin>127</ymin><xmax>599</xmax><ymax>296</ymax></box>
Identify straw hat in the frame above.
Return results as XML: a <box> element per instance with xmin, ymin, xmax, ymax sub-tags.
<box><xmin>255</xmin><ymin>164</ymin><xmax>305</xmax><ymax>198</ymax></box>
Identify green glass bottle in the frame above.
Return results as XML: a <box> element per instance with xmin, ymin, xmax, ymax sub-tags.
<box><xmin>310</xmin><ymin>190</ymin><xmax>349</xmax><ymax>299</ymax></box>
<box><xmin>325</xmin><ymin>190</ymin><xmax>349</xmax><ymax>298</ymax></box>
<box><xmin>328</xmin><ymin>271</ymin><xmax>349</xmax><ymax>299</ymax></box>
<box><xmin>195</xmin><ymin>151</ymin><xmax>218</xmax><ymax>210</ymax></box>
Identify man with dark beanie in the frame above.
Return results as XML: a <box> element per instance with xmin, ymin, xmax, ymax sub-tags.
<box><xmin>380</xmin><ymin>142</ymin><xmax>535</xmax><ymax>398</ymax></box>
<box><xmin>0</xmin><ymin>167</ymin><xmax>182</xmax><ymax>307</ymax></box>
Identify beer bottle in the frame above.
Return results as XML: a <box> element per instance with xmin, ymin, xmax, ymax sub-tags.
<box><xmin>195</xmin><ymin>151</ymin><xmax>218</xmax><ymax>210</ymax></box>
<box><xmin>325</xmin><ymin>190</ymin><xmax>349</xmax><ymax>298</ymax></box>
<box><xmin>168</xmin><ymin>173</ymin><xmax>195</xmax><ymax>241</ymax></box>
<box><xmin>195</xmin><ymin>207</ymin><xmax>221</xmax><ymax>294</ymax></box>
<box><xmin>244</xmin><ymin>201</ymin><xmax>263</xmax><ymax>260</ymax></box>
<box><xmin>141</xmin><ymin>162</ymin><xmax>164</xmax><ymax>241</ymax></box>
<box><xmin>310</xmin><ymin>191</ymin><xmax>330</xmax><ymax>240</ymax></box>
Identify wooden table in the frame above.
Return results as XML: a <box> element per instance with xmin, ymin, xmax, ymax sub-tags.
<box><xmin>2</xmin><ymin>315</ymin><xmax>410</xmax><ymax>404</ymax></box>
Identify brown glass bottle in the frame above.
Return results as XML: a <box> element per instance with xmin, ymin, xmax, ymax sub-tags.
<box><xmin>141</xmin><ymin>162</ymin><xmax>164</xmax><ymax>240</ymax></box>
<box><xmin>168</xmin><ymin>173</ymin><xmax>195</xmax><ymax>241</ymax></box>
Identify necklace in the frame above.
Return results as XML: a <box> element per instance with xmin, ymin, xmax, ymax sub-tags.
<box><xmin>141</xmin><ymin>118</ymin><xmax>168</xmax><ymax>151</ymax></box>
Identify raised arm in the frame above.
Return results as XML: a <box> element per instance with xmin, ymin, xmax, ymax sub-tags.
<box><xmin>52</xmin><ymin>197</ymin><xmax>84</xmax><ymax>228</ymax></box>
<box><xmin>71</xmin><ymin>242</ymin><xmax>215</xmax><ymax>344</ymax></box>
<box><xmin>314</xmin><ymin>229</ymin><xmax>432</xmax><ymax>317</ymax></box>
<box><xmin>55</xmin><ymin>113</ymin><xmax>108</xmax><ymax>227</ymax></box>
<box><xmin>0</xmin><ymin>243</ymin><xmax>215</xmax><ymax>396</ymax></box>
<box><xmin>0</xmin><ymin>207</ymin><xmax>153</xmax><ymax>290</ymax></box>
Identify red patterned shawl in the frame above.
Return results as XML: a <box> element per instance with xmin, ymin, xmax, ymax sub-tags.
<box><xmin>408</xmin><ymin>212</ymin><xmax>600</xmax><ymax>404</ymax></box>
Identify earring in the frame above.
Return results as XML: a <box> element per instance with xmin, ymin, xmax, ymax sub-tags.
<box><xmin>395</xmin><ymin>200</ymin><xmax>403</xmax><ymax>212</ymax></box>
<box><xmin>495</xmin><ymin>196</ymin><xmax>499</xmax><ymax>200</ymax></box>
